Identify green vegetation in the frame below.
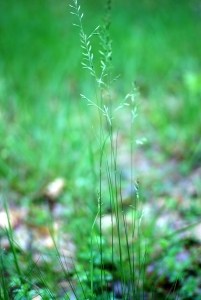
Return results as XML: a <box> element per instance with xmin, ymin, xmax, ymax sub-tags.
<box><xmin>0</xmin><ymin>0</ymin><xmax>201</xmax><ymax>298</ymax></box>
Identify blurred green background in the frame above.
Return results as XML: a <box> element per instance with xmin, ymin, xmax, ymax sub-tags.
<box><xmin>1</xmin><ymin>0</ymin><xmax>200</xmax><ymax>97</ymax></box>
<box><xmin>0</xmin><ymin>0</ymin><xmax>200</xmax><ymax>195</ymax></box>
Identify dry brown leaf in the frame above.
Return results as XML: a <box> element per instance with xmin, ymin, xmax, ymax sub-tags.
<box><xmin>0</xmin><ymin>208</ymin><xmax>28</xmax><ymax>229</ymax></box>
<box><xmin>32</xmin><ymin>222</ymin><xmax>59</xmax><ymax>249</ymax></box>
<box><xmin>44</xmin><ymin>177</ymin><xmax>66</xmax><ymax>200</ymax></box>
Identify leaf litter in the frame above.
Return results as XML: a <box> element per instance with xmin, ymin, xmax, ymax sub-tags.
<box><xmin>1</xmin><ymin>131</ymin><xmax>201</xmax><ymax>297</ymax></box>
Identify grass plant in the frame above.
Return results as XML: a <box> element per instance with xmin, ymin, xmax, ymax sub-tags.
<box><xmin>0</xmin><ymin>0</ymin><xmax>201</xmax><ymax>299</ymax></box>
<box><xmin>69</xmin><ymin>0</ymin><xmax>145</xmax><ymax>298</ymax></box>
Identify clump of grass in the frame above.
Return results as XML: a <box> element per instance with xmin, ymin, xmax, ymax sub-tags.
<box><xmin>70</xmin><ymin>0</ymin><xmax>145</xmax><ymax>298</ymax></box>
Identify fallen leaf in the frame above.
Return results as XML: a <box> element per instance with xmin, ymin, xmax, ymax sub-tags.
<box><xmin>44</xmin><ymin>178</ymin><xmax>66</xmax><ymax>200</ymax></box>
<box><xmin>0</xmin><ymin>208</ymin><xmax>28</xmax><ymax>229</ymax></box>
